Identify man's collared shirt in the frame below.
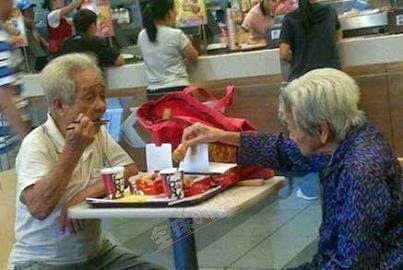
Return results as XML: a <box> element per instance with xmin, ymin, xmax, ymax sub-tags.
<box><xmin>9</xmin><ymin>114</ymin><xmax>133</xmax><ymax>268</ymax></box>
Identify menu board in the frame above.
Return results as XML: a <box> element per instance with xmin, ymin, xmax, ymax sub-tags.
<box><xmin>81</xmin><ymin>0</ymin><xmax>114</xmax><ymax>37</ymax></box>
<box><xmin>4</xmin><ymin>8</ymin><xmax>28</xmax><ymax>48</ymax></box>
<box><xmin>175</xmin><ymin>0</ymin><xmax>207</xmax><ymax>27</ymax></box>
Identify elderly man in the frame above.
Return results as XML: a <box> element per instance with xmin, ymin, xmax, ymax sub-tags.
<box><xmin>8</xmin><ymin>54</ymin><xmax>164</xmax><ymax>270</ymax></box>
<box><xmin>182</xmin><ymin>68</ymin><xmax>402</xmax><ymax>269</ymax></box>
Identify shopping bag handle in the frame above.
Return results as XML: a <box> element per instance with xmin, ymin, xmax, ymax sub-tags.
<box><xmin>183</xmin><ymin>85</ymin><xmax>234</xmax><ymax>111</ymax></box>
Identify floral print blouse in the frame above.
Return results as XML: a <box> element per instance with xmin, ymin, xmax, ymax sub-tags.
<box><xmin>239</xmin><ymin>123</ymin><xmax>402</xmax><ymax>269</ymax></box>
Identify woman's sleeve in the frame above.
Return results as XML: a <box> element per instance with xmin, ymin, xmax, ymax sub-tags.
<box><xmin>238</xmin><ymin>132</ymin><xmax>329</xmax><ymax>173</ymax></box>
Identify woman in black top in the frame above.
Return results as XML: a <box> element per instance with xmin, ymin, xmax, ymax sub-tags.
<box><xmin>279</xmin><ymin>0</ymin><xmax>342</xmax><ymax>81</ymax></box>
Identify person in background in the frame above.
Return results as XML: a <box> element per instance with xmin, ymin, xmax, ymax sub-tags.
<box><xmin>0</xmin><ymin>0</ymin><xmax>30</xmax><ymax>139</ymax></box>
<box><xmin>18</xmin><ymin>0</ymin><xmax>49</xmax><ymax>71</ymax></box>
<box><xmin>8</xmin><ymin>53</ymin><xmax>165</xmax><ymax>270</ymax></box>
<box><xmin>138</xmin><ymin>0</ymin><xmax>199</xmax><ymax>101</ymax></box>
<box><xmin>61</xmin><ymin>9</ymin><xmax>124</xmax><ymax>67</ymax></box>
<box><xmin>182</xmin><ymin>68</ymin><xmax>402</xmax><ymax>270</ymax></box>
<box><xmin>237</xmin><ymin>0</ymin><xmax>277</xmax><ymax>45</ymax></box>
<box><xmin>42</xmin><ymin>0</ymin><xmax>83</xmax><ymax>55</ymax></box>
<box><xmin>279</xmin><ymin>0</ymin><xmax>342</xmax><ymax>81</ymax></box>
<box><xmin>278</xmin><ymin>0</ymin><xmax>342</xmax><ymax>199</ymax></box>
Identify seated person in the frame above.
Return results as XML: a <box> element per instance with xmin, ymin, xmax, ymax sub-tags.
<box><xmin>182</xmin><ymin>68</ymin><xmax>402</xmax><ymax>269</ymax></box>
<box><xmin>8</xmin><ymin>54</ymin><xmax>164</xmax><ymax>270</ymax></box>
<box><xmin>61</xmin><ymin>9</ymin><xmax>124</xmax><ymax>67</ymax></box>
<box><xmin>18</xmin><ymin>0</ymin><xmax>49</xmax><ymax>71</ymax></box>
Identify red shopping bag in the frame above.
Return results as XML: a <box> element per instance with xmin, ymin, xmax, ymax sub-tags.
<box><xmin>137</xmin><ymin>85</ymin><xmax>255</xmax><ymax>147</ymax></box>
<box><xmin>137</xmin><ymin>85</ymin><xmax>274</xmax><ymax>181</ymax></box>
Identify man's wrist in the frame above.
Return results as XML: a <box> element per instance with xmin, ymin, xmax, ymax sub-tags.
<box><xmin>62</xmin><ymin>145</ymin><xmax>84</xmax><ymax>159</ymax></box>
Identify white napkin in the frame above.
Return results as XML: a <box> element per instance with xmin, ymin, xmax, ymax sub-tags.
<box><xmin>182</xmin><ymin>144</ymin><xmax>209</xmax><ymax>173</ymax></box>
<box><xmin>146</xmin><ymin>143</ymin><xmax>173</xmax><ymax>172</ymax></box>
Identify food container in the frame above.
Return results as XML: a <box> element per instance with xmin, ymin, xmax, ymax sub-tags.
<box><xmin>183</xmin><ymin>175</ymin><xmax>214</xmax><ymax>197</ymax></box>
<box><xmin>160</xmin><ymin>168</ymin><xmax>185</xmax><ymax>200</ymax></box>
<box><xmin>130</xmin><ymin>173</ymin><xmax>164</xmax><ymax>195</ymax></box>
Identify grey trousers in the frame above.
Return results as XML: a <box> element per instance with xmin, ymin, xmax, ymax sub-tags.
<box><xmin>13</xmin><ymin>241</ymin><xmax>165</xmax><ymax>270</ymax></box>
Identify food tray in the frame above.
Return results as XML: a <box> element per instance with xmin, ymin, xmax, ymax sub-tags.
<box><xmin>86</xmin><ymin>186</ymin><xmax>223</xmax><ymax>208</ymax></box>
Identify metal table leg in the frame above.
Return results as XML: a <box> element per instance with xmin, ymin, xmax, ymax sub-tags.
<box><xmin>169</xmin><ymin>218</ymin><xmax>199</xmax><ymax>270</ymax></box>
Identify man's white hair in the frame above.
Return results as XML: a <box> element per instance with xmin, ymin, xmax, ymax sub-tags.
<box><xmin>279</xmin><ymin>68</ymin><xmax>366</xmax><ymax>141</ymax></box>
<box><xmin>40</xmin><ymin>53</ymin><xmax>102</xmax><ymax>113</ymax></box>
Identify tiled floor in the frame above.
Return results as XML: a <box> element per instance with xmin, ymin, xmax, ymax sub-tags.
<box><xmin>102</xmin><ymin>180</ymin><xmax>322</xmax><ymax>270</ymax></box>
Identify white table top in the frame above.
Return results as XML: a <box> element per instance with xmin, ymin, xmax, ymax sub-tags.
<box><xmin>68</xmin><ymin>176</ymin><xmax>286</xmax><ymax>219</ymax></box>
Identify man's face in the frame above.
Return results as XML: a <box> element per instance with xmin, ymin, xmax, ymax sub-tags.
<box><xmin>284</xmin><ymin>109</ymin><xmax>322</xmax><ymax>156</ymax></box>
<box><xmin>0</xmin><ymin>0</ymin><xmax>14</xmax><ymax>20</ymax></box>
<box><xmin>22</xmin><ymin>8</ymin><xmax>35</xmax><ymax>24</ymax></box>
<box><xmin>58</xmin><ymin>68</ymin><xmax>107</xmax><ymax>133</ymax></box>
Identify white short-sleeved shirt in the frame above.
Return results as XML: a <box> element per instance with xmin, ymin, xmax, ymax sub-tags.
<box><xmin>47</xmin><ymin>9</ymin><xmax>73</xmax><ymax>29</ymax></box>
<box><xmin>138</xmin><ymin>26</ymin><xmax>190</xmax><ymax>90</ymax></box>
<box><xmin>8</xmin><ymin>114</ymin><xmax>133</xmax><ymax>269</ymax></box>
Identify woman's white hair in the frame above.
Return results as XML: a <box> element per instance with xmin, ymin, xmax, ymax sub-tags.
<box><xmin>279</xmin><ymin>68</ymin><xmax>366</xmax><ymax>141</ymax></box>
<box><xmin>40</xmin><ymin>53</ymin><xmax>102</xmax><ymax>113</ymax></box>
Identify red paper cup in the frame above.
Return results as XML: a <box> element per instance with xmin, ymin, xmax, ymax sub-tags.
<box><xmin>160</xmin><ymin>170</ymin><xmax>184</xmax><ymax>200</ymax></box>
<box><xmin>101</xmin><ymin>167</ymin><xmax>125</xmax><ymax>199</ymax></box>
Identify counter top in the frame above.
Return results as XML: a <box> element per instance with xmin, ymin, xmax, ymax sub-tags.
<box><xmin>22</xmin><ymin>33</ymin><xmax>403</xmax><ymax>98</ymax></box>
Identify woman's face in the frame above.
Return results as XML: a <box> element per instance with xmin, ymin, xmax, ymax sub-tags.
<box><xmin>284</xmin><ymin>109</ymin><xmax>323</xmax><ymax>156</ymax></box>
<box><xmin>167</xmin><ymin>5</ymin><xmax>177</xmax><ymax>26</ymax></box>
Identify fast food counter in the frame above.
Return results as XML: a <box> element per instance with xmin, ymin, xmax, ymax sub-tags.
<box><xmin>21</xmin><ymin>33</ymin><xmax>403</xmax><ymax>159</ymax></box>
<box><xmin>21</xmin><ymin>33</ymin><xmax>403</xmax><ymax>97</ymax></box>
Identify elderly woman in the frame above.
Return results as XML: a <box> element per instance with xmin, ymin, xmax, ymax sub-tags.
<box><xmin>182</xmin><ymin>68</ymin><xmax>402</xmax><ymax>269</ymax></box>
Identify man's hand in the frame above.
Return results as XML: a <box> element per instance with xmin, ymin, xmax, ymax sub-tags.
<box><xmin>65</xmin><ymin>114</ymin><xmax>97</xmax><ymax>153</ymax></box>
<box><xmin>59</xmin><ymin>192</ymin><xmax>87</xmax><ymax>234</ymax></box>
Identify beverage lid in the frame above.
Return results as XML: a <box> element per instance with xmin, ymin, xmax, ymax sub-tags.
<box><xmin>100</xmin><ymin>166</ymin><xmax>124</xmax><ymax>174</ymax></box>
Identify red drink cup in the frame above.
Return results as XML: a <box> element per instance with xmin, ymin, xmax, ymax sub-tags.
<box><xmin>101</xmin><ymin>167</ymin><xmax>125</xmax><ymax>199</ymax></box>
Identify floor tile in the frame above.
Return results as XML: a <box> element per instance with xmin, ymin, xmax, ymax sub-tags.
<box><xmin>231</xmin><ymin>204</ymin><xmax>321</xmax><ymax>269</ymax></box>
<box><xmin>284</xmin><ymin>238</ymin><xmax>319</xmax><ymax>268</ymax></box>
<box><xmin>198</xmin><ymin>233</ymin><xmax>266</xmax><ymax>268</ymax></box>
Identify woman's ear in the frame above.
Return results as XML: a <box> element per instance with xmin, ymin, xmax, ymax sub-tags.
<box><xmin>315</xmin><ymin>122</ymin><xmax>331</xmax><ymax>144</ymax></box>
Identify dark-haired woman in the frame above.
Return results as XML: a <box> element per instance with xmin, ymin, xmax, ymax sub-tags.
<box><xmin>237</xmin><ymin>0</ymin><xmax>276</xmax><ymax>44</ymax></box>
<box><xmin>279</xmin><ymin>0</ymin><xmax>342</xmax><ymax>81</ymax></box>
<box><xmin>137</xmin><ymin>0</ymin><xmax>199</xmax><ymax>100</ymax></box>
<box><xmin>42</xmin><ymin>0</ymin><xmax>83</xmax><ymax>55</ymax></box>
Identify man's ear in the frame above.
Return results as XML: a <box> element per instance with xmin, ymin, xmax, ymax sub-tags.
<box><xmin>52</xmin><ymin>98</ymin><xmax>65</xmax><ymax>116</ymax></box>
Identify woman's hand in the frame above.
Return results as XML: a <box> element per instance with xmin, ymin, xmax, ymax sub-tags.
<box><xmin>182</xmin><ymin>123</ymin><xmax>241</xmax><ymax>148</ymax></box>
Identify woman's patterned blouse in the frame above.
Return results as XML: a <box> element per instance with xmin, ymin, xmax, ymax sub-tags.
<box><xmin>239</xmin><ymin>123</ymin><xmax>402</xmax><ymax>269</ymax></box>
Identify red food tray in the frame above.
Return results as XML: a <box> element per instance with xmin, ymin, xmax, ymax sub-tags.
<box><xmin>86</xmin><ymin>185</ymin><xmax>223</xmax><ymax>208</ymax></box>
